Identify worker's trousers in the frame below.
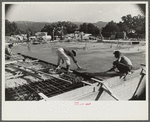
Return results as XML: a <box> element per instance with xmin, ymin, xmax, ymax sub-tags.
<box><xmin>56</xmin><ymin>48</ymin><xmax>70</xmax><ymax>66</ymax></box>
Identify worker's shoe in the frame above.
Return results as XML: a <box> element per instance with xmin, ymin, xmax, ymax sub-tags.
<box><xmin>128</xmin><ymin>71</ymin><xmax>133</xmax><ymax>75</ymax></box>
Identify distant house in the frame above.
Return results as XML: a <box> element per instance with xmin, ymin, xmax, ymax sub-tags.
<box><xmin>21</xmin><ymin>34</ymin><xmax>27</xmax><ymax>40</ymax></box>
<box><xmin>42</xmin><ymin>35</ymin><xmax>52</xmax><ymax>41</ymax></box>
<box><xmin>82</xmin><ymin>34</ymin><xmax>92</xmax><ymax>40</ymax></box>
<box><xmin>29</xmin><ymin>36</ymin><xmax>36</xmax><ymax>40</ymax></box>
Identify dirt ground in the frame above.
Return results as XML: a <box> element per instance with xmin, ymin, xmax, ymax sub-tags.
<box><xmin>12</xmin><ymin>41</ymin><xmax>146</xmax><ymax>73</ymax></box>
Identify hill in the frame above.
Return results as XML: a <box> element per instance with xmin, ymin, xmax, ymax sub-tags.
<box><xmin>93</xmin><ymin>21</ymin><xmax>108</xmax><ymax>29</ymax></box>
<box><xmin>14</xmin><ymin>21</ymin><xmax>108</xmax><ymax>33</ymax></box>
<box><xmin>15</xmin><ymin>21</ymin><xmax>52</xmax><ymax>32</ymax></box>
<box><xmin>73</xmin><ymin>21</ymin><xmax>108</xmax><ymax>30</ymax></box>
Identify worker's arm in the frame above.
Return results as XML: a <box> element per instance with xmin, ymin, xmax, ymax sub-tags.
<box><xmin>106</xmin><ymin>66</ymin><xmax>116</xmax><ymax>72</ymax></box>
<box><xmin>106</xmin><ymin>60</ymin><xmax>118</xmax><ymax>72</ymax></box>
<box><xmin>70</xmin><ymin>55</ymin><xmax>82</xmax><ymax>69</ymax></box>
<box><xmin>75</xmin><ymin>62</ymin><xmax>82</xmax><ymax>69</ymax></box>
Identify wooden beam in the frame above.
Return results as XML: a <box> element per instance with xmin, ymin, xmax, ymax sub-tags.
<box><xmin>81</xmin><ymin>81</ymin><xmax>93</xmax><ymax>86</ymax></box>
<box><xmin>91</xmin><ymin>78</ymin><xmax>121</xmax><ymax>100</ymax></box>
<box><xmin>8</xmin><ymin>63</ymin><xmax>73</xmax><ymax>84</ymax></box>
<box><xmin>91</xmin><ymin>78</ymin><xmax>105</xmax><ymax>84</ymax></box>
<box><xmin>46</xmin><ymin>84</ymin><xmax>98</xmax><ymax>101</ymax></box>
<box><xmin>102</xmin><ymin>85</ymin><xmax>120</xmax><ymax>101</ymax></box>
<box><xmin>5</xmin><ymin>60</ymin><xmax>23</xmax><ymax>65</ymax></box>
<box><xmin>38</xmin><ymin>93</ymin><xmax>49</xmax><ymax>101</ymax></box>
<box><xmin>7</xmin><ymin>64</ymin><xmax>43</xmax><ymax>80</ymax></box>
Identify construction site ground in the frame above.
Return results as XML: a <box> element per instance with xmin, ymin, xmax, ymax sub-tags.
<box><xmin>5</xmin><ymin>40</ymin><xmax>146</xmax><ymax>101</ymax></box>
<box><xmin>12</xmin><ymin>40</ymin><xmax>146</xmax><ymax>73</ymax></box>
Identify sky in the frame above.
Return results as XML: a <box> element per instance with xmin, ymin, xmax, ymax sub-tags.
<box><xmin>5</xmin><ymin>2</ymin><xmax>144</xmax><ymax>23</ymax></box>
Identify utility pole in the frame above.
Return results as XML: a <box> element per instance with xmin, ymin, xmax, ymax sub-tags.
<box><xmin>52</xmin><ymin>28</ymin><xmax>55</xmax><ymax>41</ymax></box>
<box><xmin>61</xmin><ymin>26</ymin><xmax>64</xmax><ymax>40</ymax></box>
<box><xmin>98</xmin><ymin>29</ymin><xmax>104</xmax><ymax>42</ymax></box>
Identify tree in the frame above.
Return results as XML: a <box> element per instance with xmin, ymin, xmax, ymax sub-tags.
<box><xmin>121</xmin><ymin>14</ymin><xmax>145</xmax><ymax>34</ymax></box>
<box><xmin>26</xmin><ymin>28</ymin><xmax>35</xmax><ymax>36</ymax></box>
<box><xmin>41</xmin><ymin>24</ymin><xmax>54</xmax><ymax>35</ymax></box>
<box><xmin>133</xmin><ymin>15</ymin><xmax>145</xmax><ymax>34</ymax></box>
<box><xmin>41</xmin><ymin>21</ymin><xmax>78</xmax><ymax>37</ymax></box>
<box><xmin>5</xmin><ymin>19</ymin><xmax>23</xmax><ymax>36</ymax></box>
<box><xmin>80</xmin><ymin>23</ymin><xmax>88</xmax><ymax>33</ymax></box>
<box><xmin>117</xmin><ymin>22</ymin><xmax>130</xmax><ymax>33</ymax></box>
<box><xmin>102</xmin><ymin>21</ymin><xmax>120</xmax><ymax>34</ymax></box>
<box><xmin>121</xmin><ymin>14</ymin><xmax>133</xmax><ymax>29</ymax></box>
<box><xmin>79</xmin><ymin>23</ymin><xmax>99</xmax><ymax>35</ymax></box>
<box><xmin>87</xmin><ymin>23</ymin><xmax>99</xmax><ymax>34</ymax></box>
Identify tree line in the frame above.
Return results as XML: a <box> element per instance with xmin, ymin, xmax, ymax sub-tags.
<box><xmin>5</xmin><ymin>14</ymin><xmax>145</xmax><ymax>38</ymax></box>
<box><xmin>5</xmin><ymin>20</ymin><xmax>36</xmax><ymax>36</ymax></box>
<box><xmin>102</xmin><ymin>14</ymin><xmax>145</xmax><ymax>38</ymax></box>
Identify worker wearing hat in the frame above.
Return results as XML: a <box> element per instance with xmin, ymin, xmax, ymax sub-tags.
<box><xmin>107</xmin><ymin>51</ymin><xmax>133</xmax><ymax>75</ymax></box>
<box><xmin>55</xmin><ymin>47</ymin><xmax>82</xmax><ymax>72</ymax></box>
<box><xmin>5</xmin><ymin>43</ymin><xmax>14</xmax><ymax>60</ymax></box>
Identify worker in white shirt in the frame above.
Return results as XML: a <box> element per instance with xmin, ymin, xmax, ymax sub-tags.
<box><xmin>107</xmin><ymin>51</ymin><xmax>133</xmax><ymax>75</ymax></box>
<box><xmin>55</xmin><ymin>47</ymin><xmax>82</xmax><ymax>73</ymax></box>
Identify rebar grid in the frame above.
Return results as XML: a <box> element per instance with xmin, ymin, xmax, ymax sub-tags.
<box><xmin>5</xmin><ymin>58</ymin><xmax>95</xmax><ymax>101</ymax></box>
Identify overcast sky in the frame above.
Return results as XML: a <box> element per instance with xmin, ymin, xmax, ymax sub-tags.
<box><xmin>5</xmin><ymin>2</ymin><xmax>144</xmax><ymax>23</ymax></box>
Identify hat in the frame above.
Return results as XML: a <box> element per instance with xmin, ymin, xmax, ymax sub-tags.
<box><xmin>72</xmin><ymin>50</ymin><xmax>76</xmax><ymax>56</ymax></box>
<box><xmin>113</xmin><ymin>51</ymin><xmax>121</xmax><ymax>55</ymax></box>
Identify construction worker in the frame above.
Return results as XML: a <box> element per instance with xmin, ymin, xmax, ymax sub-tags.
<box><xmin>55</xmin><ymin>47</ymin><xmax>82</xmax><ymax>72</ymax></box>
<box><xmin>5</xmin><ymin>43</ymin><xmax>14</xmax><ymax>60</ymax></box>
<box><xmin>107</xmin><ymin>51</ymin><xmax>133</xmax><ymax>75</ymax></box>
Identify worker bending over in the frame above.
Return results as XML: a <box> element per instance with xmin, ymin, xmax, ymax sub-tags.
<box><xmin>107</xmin><ymin>51</ymin><xmax>133</xmax><ymax>75</ymax></box>
<box><xmin>56</xmin><ymin>47</ymin><xmax>82</xmax><ymax>72</ymax></box>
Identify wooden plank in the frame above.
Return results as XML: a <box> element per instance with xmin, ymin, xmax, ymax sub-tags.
<box><xmin>45</xmin><ymin>83</ymin><xmax>98</xmax><ymax>101</ymax></box>
<box><xmin>95</xmin><ymin>85</ymin><xmax>104</xmax><ymax>101</ymax></box>
<box><xmin>102</xmin><ymin>85</ymin><xmax>120</xmax><ymax>101</ymax></box>
<box><xmin>5</xmin><ymin>60</ymin><xmax>23</xmax><ymax>65</ymax></box>
<box><xmin>8</xmin><ymin>63</ymin><xmax>73</xmax><ymax>84</ymax></box>
<box><xmin>91</xmin><ymin>78</ymin><xmax>105</xmax><ymax>84</ymax></box>
<box><xmin>91</xmin><ymin>78</ymin><xmax>121</xmax><ymax>100</ymax></box>
<box><xmin>25</xmin><ymin>60</ymin><xmax>39</xmax><ymax>63</ymax></box>
<box><xmin>38</xmin><ymin>93</ymin><xmax>49</xmax><ymax>101</ymax></box>
<box><xmin>7</xmin><ymin>64</ymin><xmax>43</xmax><ymax>80</ymax></box>
<box><xmin>81</xmin><ymin>81</ymin><xmax>93</xmax><ymax>86</ymax></box>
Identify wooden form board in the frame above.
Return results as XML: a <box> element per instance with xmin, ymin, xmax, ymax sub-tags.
<box><xmin>45</xmin><ymin>68</ymin><xmax>144</xmax><ymax>101</ymax></box>
<box><xmin>5</xmin><ymin>60</ymin><xmax>23</xmax><ymax>65</ymax></box>
<box><xmin>42</xmin><ymin>83</ymin><xmax>99</xmax><ymax>101</ymax></box>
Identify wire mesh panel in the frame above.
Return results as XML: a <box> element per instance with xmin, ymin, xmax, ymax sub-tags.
<box><xmin>5</xmin><ymin>56</ymin><xmax>98</xmax><ymax>101</ymax></box>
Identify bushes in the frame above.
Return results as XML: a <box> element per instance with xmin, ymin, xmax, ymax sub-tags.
<box><xmin>127</xmin><ymin>33</ymin><xmax>138</xmax><ymax>38</ymax></box>
<box><xmin>101</xmin><ymin>32</ymin><xmax>111</xmax><ymax>38</ymax></box>
<box><xmin>102</xmin><ymin>32</ymin><xmax>124</xmax><ymax>39</ymax></box>
<box><xmin>116</xmin><ymin>32</ymin><xmax>124</xmax><ymax>38</ymax></box>
<box><xmin>138</xmin><ymin>34</ymin><xmax>145</xmax><ymax>39</ymax></box>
